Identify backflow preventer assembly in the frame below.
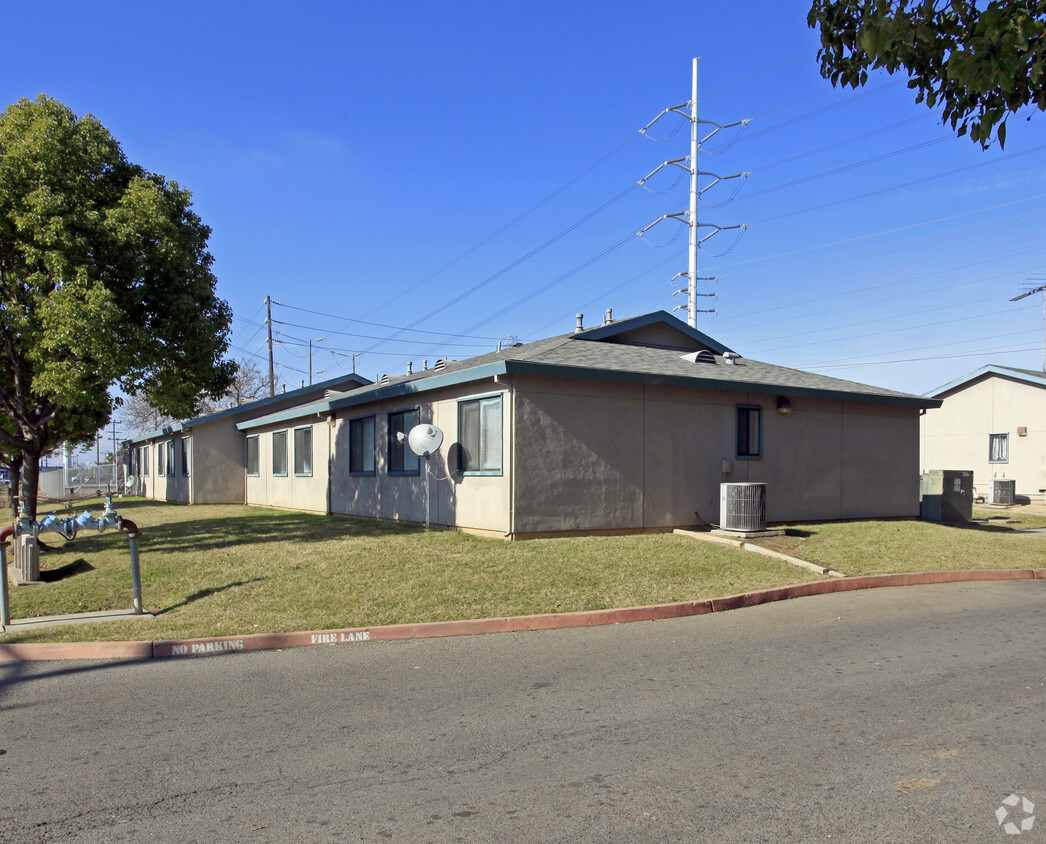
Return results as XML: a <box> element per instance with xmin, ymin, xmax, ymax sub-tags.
<box><xmin>0</xmin><ymin>495</ymin><xmax>143</xmax><ymax>630</ymax></box>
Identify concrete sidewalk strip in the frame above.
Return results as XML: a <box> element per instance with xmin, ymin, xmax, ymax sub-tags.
<box><xmin>673</xmin><ymin>528</ymin><xmax>846</xmax><ymax>577</ymax></box>
<box><xmin>2</xmin><ymin>568</ymin><xmax>1045</xmax><ymax>663</ymax></box>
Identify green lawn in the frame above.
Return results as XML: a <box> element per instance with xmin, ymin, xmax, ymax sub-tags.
<box><xmin>2</xmin><ymin>498</ymin><xmax>820</xmax><ymax>644</ymax></box>
<box><xmin>4</xmin><ymin>499</ymin><xmax>1044</xmax><ymax>645</ymax></box>
<box><xmin>753</xmin><ymin>508</ymin><xmax>1046</xmax><ymax>576</ymax></box>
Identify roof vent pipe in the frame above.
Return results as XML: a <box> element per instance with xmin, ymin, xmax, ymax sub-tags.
<box><xmin>423</xmin><ymin>360</ymin><xmax>428</xmax><ymax>370</ymax></box>
<box><xmin>723</xmin><ymin>352</ymin><xmax>741</xmax><ymax>365</ymax></box>
<box><xmin>575</xmin><ymin>314</ymin><xmax>584</xmax><ymax>333</ymax></box>
<box><xmin>604</xmin><ymin>308</ymin><xmax>613</xmax><ymax>325</ymax></box>
<box><xmin>407</xmin><ymin>362</ymin><xmax>413</xmax><ymax>375</ymax></box>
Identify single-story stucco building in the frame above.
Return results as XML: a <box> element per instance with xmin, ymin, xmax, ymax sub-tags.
<box><xmin>234</xmin><ymin>311</ymin><xmax>939</xmax><ymax>537</ymax></box>
<box><xmin>921</xmin><ymin>364</ymin><xmax>1046</xmax><ymax>499</ymax></box>
<box><xmin>126</xmin><ymin>372</ymin><xmax>371</xmax><ymax>504</ymax></box>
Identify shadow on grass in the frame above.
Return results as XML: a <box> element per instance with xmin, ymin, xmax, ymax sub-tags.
<box><xmin>782</xmin><ymin>528</ymin><xmax>816</xmax><ymax>538</ymax></box>
<box><xmin>157</xmin><ymin>577</ymin><xmax>267</xmax><ymax>615</ymax></box>
<box><xmin>39</xmin><ymin>559</ymin><xmax>94</xmax><ymax>582</ymax></box>
<box><xmin>140</xmin><ymin>513</ymin><xmax>425</xmax><ymax>555</ymax></box>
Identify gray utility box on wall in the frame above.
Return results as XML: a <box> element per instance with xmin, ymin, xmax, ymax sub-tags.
<box><xmin>920</xmin><ymin>470</ymin><xmax>973</xmax><ymax>522</ymax></box>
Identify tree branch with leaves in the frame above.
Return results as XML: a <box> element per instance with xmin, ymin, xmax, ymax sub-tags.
<box><xmin>808</xmin><ymin>0</ymin><xmax>1046</xmax><ymax>146</ymax></box>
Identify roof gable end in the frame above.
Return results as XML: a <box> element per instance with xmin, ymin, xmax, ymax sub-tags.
<box><xmin>926</xmin><ymin>364</ymin><xmax>1046</xmax><ymax>398</ymax></box>
<box><xmin>573</xmin><ymin>311</ymin><xmax>736</xmax><ymax>355</ymax></box>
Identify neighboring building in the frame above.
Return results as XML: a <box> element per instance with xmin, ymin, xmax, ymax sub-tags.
<box><xmin>236</xmin><ymin>312</ymin><xmax>938</xmax><ymax>537</ymax></box>
<box><xmin>921</xmin><ymin>364</ymin><xmax>1046</xmax><ymax>499</ymax></box>
<box><xmin>126</xmin><ymin>372</ymin><xmax>371</xmax><ymax>504</ymax></box>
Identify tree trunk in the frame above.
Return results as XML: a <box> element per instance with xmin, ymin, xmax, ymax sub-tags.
<box><xmin>7</xmin><ymin>452</ymin><xmax>21</xmax><ymax>521</ymax></box>
<box><xmin>19</xmin><ymin>449</ymin><xmax>41</xmax><ymax>522</ymax></box>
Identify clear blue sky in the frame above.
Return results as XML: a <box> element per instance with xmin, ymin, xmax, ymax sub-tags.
<box><xmin>6</xmin><ymin>0</ymin><xmax>1046</xmax><ymax>403</ymax></box>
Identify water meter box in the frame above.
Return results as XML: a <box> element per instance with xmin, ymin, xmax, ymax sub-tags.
<box><xmin>920</xmin><ymin>470</ymin><xmax>973</xmax><ymax>522</ymax></box>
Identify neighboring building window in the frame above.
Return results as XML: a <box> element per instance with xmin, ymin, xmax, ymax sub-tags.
<box><xmin>294</xmin><ymin>426</ymin><xmax>313</xmax><ymax>476</ymax></box>
<box><xmin>181</xmin><ymin>437</ymin><xmax>190</xmax><ymax>476</ymax></box>
<box><xmin>246</xmin><ymin>435</ymin><xmax>259</xmax><ymax>476</ymax></box>
<box><xmin>989</xmin><ymin>433</ymin><xmax>1009</xmax><ymax>463</ymax></box>
<box><xmin>737</xmin><ymin>406</ymin><xmax>762</xmax><ymax>458</ymax></box>
<box><xmin>272</xmin><ymin>430</ymin><xmax>288</xmax><ymax>476</ymax></box>
<box><xmin>142</xmin><ymin>446</ymin><xmax>149</xmax><ymax>476</ymax></box>
<box><xmin>387</xmin><ymin>408</ymin><xmax>420</xmax><ymax>474</ymax></box>
<box><xmin>458</xmin><ymin>395</ymin><xmax>503</xmax><ymax>474</ymax></box>
<box><xmin>349</xmin><ymin>416</ymin><xmax>376</xmax><ymax>475</ymax></box>
<box><xmin>167</xmin><ymin>440</ymin><xmax>176</xmax><ymax>476</ymax></box>
<box><xmin>157</xmin><ymin>442</ymin><xmax>165</xmax><ymax>476</ymax></box>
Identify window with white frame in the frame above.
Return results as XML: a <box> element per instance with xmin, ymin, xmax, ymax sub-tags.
<box><xmin>294</xmin><ymin>426</ymin><xmax>313</xmax><ymax>476</ymax></box>
<box><xmin>142</xmin><ymin>446</ymin><xmax>149</xmax><ymax>476</ymax></box>
<box><xmin>157</xmin><ymin>442</ymin><xmax>165</xmax><ymax>476</ymax></box>
<box><xmin>181</xmin><ymin>437</ymin><xmax>190</xmax><ymax>476</ymax></box>
<box><xmin>736</xmin><ymin>406</ymin><xmax>762</xmax><ymax>459</ymax></box>
<box><xmin>272</xmin><ymin>430</ymin><xmax>288</xmax><ymax>476</ymax></box>
<box><xmin>387</xmin><ymin>408</ymin><xmax>420</xmax><ymax>474</ymax></box>
<box><xmin>246</xmin><ymin>435</ymin><xmax>259</xmax><ymax>476</ymax></box>
<box><xmin>166</xmin><ymin>440</ymin><xmax>175</xmax><ymax>476</ymax></box>
<box><xmin>458</xmin><ymin>395</ymin><xmax>503</xmax><ymax>474</ymax></box>
<box><xmin>349</xmin><ymin>416</ymin><xmax>375</xmax><ymax>475</ymax></box>
<box><xmin>989</xmin><ymin>433</ymin><xmax>1009</xmax><ymax>463</ymax></box>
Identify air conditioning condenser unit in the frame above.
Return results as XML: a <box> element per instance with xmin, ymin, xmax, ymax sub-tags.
<box><xmin>720</xmin><ymin>483</ymin><xmax>767</xmax><ymax>533</ymax></box>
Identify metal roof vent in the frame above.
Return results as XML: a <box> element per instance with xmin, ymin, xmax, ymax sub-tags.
<box><xmin>434</xmin><ymin>359</ymin><xmax>448</xmax><ymax>371</ymax></box>
<box><xmin>380</xmin><ymin>373</ymin><xmax>390</xmax><ymax>384</ymax></box>
<box><xmin>680</xmin><ymin>350</ymin><xmax>717</xmax><ymax>365</ymax></box>
<box><xmin>723</xmin><ymin>352</ymin><xmax>741</xmax><ymax>365</ymax></box>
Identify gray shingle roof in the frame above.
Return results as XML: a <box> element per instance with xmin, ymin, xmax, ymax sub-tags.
<box><xmin>239</xmin><ymin>313</ymin><xmax>936</xmax><ymax>431</ymax></box>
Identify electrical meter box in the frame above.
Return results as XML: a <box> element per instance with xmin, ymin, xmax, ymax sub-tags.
<box><xmin>920</xmin><ymin>470</ymin><xmax>973</xmax><ymax>522</ymax></box>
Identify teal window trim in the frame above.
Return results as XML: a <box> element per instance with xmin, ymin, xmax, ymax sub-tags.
<box><xmin>387</xmin><ymin>408</ymin><xmax>421</xmax><ymax>476</ymax></box>
<box><xmin>272</xmin><ymin>429</ymin><xmax>289</xmax><ymax>477</ymax></box>
<box><xmin>349</xmin><ymin>415</ymin><xmax>376</xmax><ymax>476</ymax></box>
<box><xmin>246</xmin><ymin>435</ymin><xmax>260</xmax><ymax>477</ymax></box>
<box><xmin>293</xmin><ymin>425</ymin><xmax>313</xmax><ymax>477</ymax></box>
<box><xmin>457</xmin><ymin>393</ymin><xmax>504</xmax><ymax>476</ymax></box>
<box><xmin>989</xmin><ymin>432</ymin><xmax>1009</xmax><ymax>464</ymax></box>
<box><xmin>736</xmin><ymin>405</ymin><xmax>762</xmax><ymax>460</ymax></box>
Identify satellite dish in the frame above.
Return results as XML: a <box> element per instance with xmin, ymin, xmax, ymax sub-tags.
<box><xmin>406</xmin><ymin>424</ymin><xmax>444</xmax><ymax>458</ymax></box>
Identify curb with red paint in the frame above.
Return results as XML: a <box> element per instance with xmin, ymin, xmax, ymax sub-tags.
<box><xmin>2</xmin><ymin>568</ymin><xmax>1044</xmax><ymax>662</ymax></box>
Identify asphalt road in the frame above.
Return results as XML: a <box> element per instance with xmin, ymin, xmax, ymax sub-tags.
<box><xmin>2</xmin><ymin>580</ymin><xmax>1046</xmax><ymax>843</ymax></box>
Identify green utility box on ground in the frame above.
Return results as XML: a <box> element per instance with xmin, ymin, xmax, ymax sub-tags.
<box><xmin>920</xmin><ymin>469</ymin><xmax>973</xmax><ymax>523</ymax></box>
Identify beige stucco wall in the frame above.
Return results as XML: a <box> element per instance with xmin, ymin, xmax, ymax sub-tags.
<box><xmin>241</xmin><ymin>373</ymin><xmax>922</xmax><ymax>534</ymax></box>
<box><xmin>921</xmin><ymin>374</ymin><xmax>1046</xmax><ymax>495</ymax></box>
<box><xmin>244</xmin><ymin>420</ymin><xmax>331</xmax><ymax>513</ymax></box>
<box><xmin>129</xmin><ymin>437</ymin><xmax>190</xmax><ymax>504</ymax></box>
<box><xmin>189</xmin><ymin>420</ymin><xmax>250</xmax><ymax>504</ymax></box>
<box><xmin>511</xmin><ymin>377</ymin><xmax>922</xmax><ymax>532</ymax></box>
<box><xmin>327</xmin><ymin>381</ymin><xmax>511</xmax><ymax>532</ymax></box>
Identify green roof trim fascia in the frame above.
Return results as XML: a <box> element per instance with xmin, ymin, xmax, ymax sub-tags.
<box><xmin>501</xmin><ymin>361</ymin><xmax>940</xmax><ymax>407</ymax></box>
<box><xmin>236</xmin><ymin>363</ymin><xmax>511</xmax><ymax>431</ymax></box>
<box><xmin>926</xmin><ymin>364</ymin><xmax>1046</xmax><ymax>398</ymax></box>
<box><xmin>237</xmin><ymin>358</ymin><xmax>936</xmax><ymax>432</ymax></box>
<box><xmin>128</xmin><ymin>372</ymin><xmax>373</xmax><ymax>444</ymax></box>
<box><xmin>574</xmin><ymin>310</ymin><xmax>737</xmax><ymax>355</ymax></box>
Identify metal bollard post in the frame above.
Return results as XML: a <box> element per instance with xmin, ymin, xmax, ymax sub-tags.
<box><xmin>0</xmin><ymin>542</ymin><xmax>9</xmax><ymax>629</ymax></box>
<box><xmin>128</xmin><ymin>532</ymin><xmax>143</xmax><ymax>615</ymax></box>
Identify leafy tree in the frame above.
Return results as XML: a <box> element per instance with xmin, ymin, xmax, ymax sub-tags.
<box><xmin>808</xmin><ymin>0</ymin><xmax>1046</xmax><ymax>146</ymax></box>
<box><xmin>0</xmin><ymin>94</ymin><xmax>235</xmax><ymax>519</ymax></box>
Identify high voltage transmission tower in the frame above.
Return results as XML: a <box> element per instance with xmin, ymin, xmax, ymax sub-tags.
<box><xmin>637</xmin><ymin>58</ymin><xmax>749</xmax><ymax>328</ymax></box>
